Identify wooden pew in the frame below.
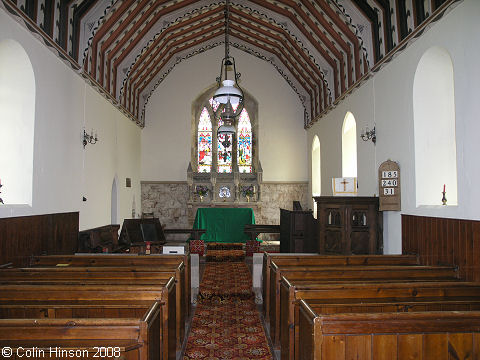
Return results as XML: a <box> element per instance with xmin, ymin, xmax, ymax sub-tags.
<box><xmin>30</xmin><ymin>254</ymin><xmax>191</xmax><ymax>316</ymax></box>
<box><xmin>280</xmin><ymin>279</ymin><xmax>480</xmax><ymax>360</ymax></box>
<box><xmin>0</xmin><ymin>265</ymin><xmax>187</xmax><ymax>344</ymax></box>
<box><xmin>262</xmin><ymin>253</ymin><xmax>419</xmax><ymax>320</ymax></box>
<box><xmin>269</xmin><ymin>264</ymin><xmax>458</xmax><ymax>347</ymax></box>
<box><xmin>297</xmin><ymin>308</ymin><xmax>480</xmax><ymax>360</ymax></box>
<box><xmin>0</xmin><ymin>318</ymin><xmax>156</xmax><ymax>360</ymax></box>
<box><xmin>0</xmin><ymin>302</ymin><xmax>161</xmax><ymax>360</ymax></box>
<box><xmin>0</xmin><ymin>281</ymin><xmax>176</xmax><ymax>360</ymax></box>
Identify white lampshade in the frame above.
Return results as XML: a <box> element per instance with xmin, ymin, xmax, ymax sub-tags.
<box><xmin>213</xmin><ymin>79</ymin><xmax>242</xmax><ymax>105</ymax></box>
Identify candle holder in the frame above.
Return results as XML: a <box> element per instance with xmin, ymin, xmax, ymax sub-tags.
<box><xmin>441</xmin><ymin>191</ymin><xmax>447</xmax><ymax>206</ymax></box>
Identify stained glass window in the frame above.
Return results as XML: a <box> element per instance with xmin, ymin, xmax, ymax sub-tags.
<box><xmin>237</xmin><ymin>109</ymin><xmax>252</xmax><ymax>173</ymax></box>
<box><xmin>217</xmin><ymin>118</ymin><xmax>233</xmax><ymax>173</ymax></box>
<box><xmin>209</xmin><ymin>97</ymin><xmax>239</xmax><ymax>114</ymax></box>
<box><xmin>209</xmin><ymin>98</ymin><xmax>220</xmax><ymax>112</ymax></box>
<box><xmin>197</xmin><ymin>107</ymin><xmax>212</xmax><ymax>173</ymax></box>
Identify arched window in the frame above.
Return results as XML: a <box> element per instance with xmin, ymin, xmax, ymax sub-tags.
<box><xmin>312</xmin><ymin>135</ymin><xmax>321</xmax><ymax>218</ymax></box>
<box><xmin>237</xmin><ymin>109</ymin><xmax>252</xmax><ymax>173</ymax></box>
<box><xmin>195</xmin><ymin>94</ymin><xmax>256</xmax><ymax>174</ymax></box>
<box><xmin>342</xmin><ymin>112</ymin><xmax>357</xmax><ymax>178</ymax></box>
<box><xmin>197</xmin><ymin>107</ymin><xmax>213</xmax><ymax>173</ymax></box>
<box><xmin>0</xmin><ymin>39</ymin><xmax>35</xmax><ymax>205</ymax></box>
<box><xmin>413</xmin><ymin>46</ymin><xmax>457</xmax><ymax>206</ymax></box>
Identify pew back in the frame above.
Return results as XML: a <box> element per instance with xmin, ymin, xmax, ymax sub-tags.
<box><xmin>262</xmin><ymin>254</ymin><xmax>418</xmax><ymax>319</ymax></box>
<box><xmin>0</xmin><ymin>301</ymin><xmax>162</xmax><ymax>360</ymax></box>
<box><xmin>0</xmin><ymin>281</ymin><xmax>176</xmax><ymax>360</ymax></box>
<box><xmin>298</xmin><ymin>305</ymin><xmax>480</xmax><ymax>360</ymax></box>
<box><xmin>31</xmin><ymin>254</ymin><xmax>191</xmax><ymax>312</ymax></box>
<box><xmin>281</xmin><ymin>280</ymin><xmax>480</xmax><ymax>360</ymax></box>
<box><xmin>269</xmin><ymin>265</ymin><xmax>458</xmax><ymax>347</ymax></box>
<box><xmin>0</xmin><ymin>266</ymin><xmax>187</xmax><ymax>345</ymax></box>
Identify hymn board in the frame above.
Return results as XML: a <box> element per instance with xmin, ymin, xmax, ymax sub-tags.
<box><xmin>378</xmin><ymin>160</ymin><xmax>401</xmax><ymax>211</ymax></box>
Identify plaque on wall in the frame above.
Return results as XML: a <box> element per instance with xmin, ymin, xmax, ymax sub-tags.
<box><xmin>378</xmin><ymin>160</ymin><xmax>401</xmax><ymax>211</ymax></box>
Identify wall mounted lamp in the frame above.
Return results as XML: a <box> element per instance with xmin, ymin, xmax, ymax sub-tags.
<box><xmin>83</xmin><ymin>129</ymin><xmax>99</xmax><ymax>148</ymax></box>
<box><xmin>360</xmin><ymin>126</ymin><xmax>376</xmax><ymax>144</ymax></box>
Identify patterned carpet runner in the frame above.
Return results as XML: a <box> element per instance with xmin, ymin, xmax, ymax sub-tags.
<box><xmin>183</xmin><ymin>245</ymin><xmax>273</xmax><ymax>359</ymax></box>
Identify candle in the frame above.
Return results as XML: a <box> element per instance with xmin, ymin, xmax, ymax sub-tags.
<box><xmin>443</xmin><ymin>184</ymin><xmax>445</xmax><ymax>193</ymax></box>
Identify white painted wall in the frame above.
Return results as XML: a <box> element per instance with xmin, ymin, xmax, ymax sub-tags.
<box><xmin>142</xmin><ymin>46</ymin><xmax>307</xmax><ymax>182</ymax></box>
<box><xmin>307</xmin><ymin>0</ymin><xmax>480</xmax><ymax>254</ymax></box>
<box><xmin>0</xmin><ymin>9</ymin><xmax>141</xmax><ymax>230</ymax></box>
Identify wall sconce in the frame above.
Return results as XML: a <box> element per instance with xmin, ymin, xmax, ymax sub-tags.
<box><xmin>83</xmin><ymin>129</ymin><xmax>99</xmax><ymax>148</ymax></box>
<box><xmin>360</xmin><ymin>126</ymin><xmax>376</xmax><ymax>144</ymax></box>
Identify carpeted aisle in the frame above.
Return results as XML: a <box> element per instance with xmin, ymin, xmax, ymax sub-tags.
<box><xmin>183</xmin><ymin>244</ymin><xmax>273</xmax><ymax>359</ymax></box>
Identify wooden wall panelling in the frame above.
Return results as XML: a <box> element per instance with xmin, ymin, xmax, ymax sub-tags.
<box><xmin>0</xmin><ymin>212</ymin><xmax>78</xmax><ymax>266</ymax></box>
<box><xmin>402</xmin><ymin>214</ymin><xmax>480</xmax><ymax>282</ymax></box>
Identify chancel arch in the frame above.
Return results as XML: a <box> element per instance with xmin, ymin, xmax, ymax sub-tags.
<box><xmin>342</xmin><ymin>111</ymin><xmax>357</xmax><ymax>178</ymax></box>
<box><xmin>413</xmin><ymin>46</ymin><xmax>457</xmax><ymax>206</ymax></box>
<box><xmin>0</xmin><ymin>39</ymin><xmax>35</xmax><ymax>205</ymax></box>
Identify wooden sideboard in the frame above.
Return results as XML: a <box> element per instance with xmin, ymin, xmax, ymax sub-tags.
<box><xmin>314</xmin><ymin>196</ymin><xmax>383</xmax><ymax>255</ymax></box>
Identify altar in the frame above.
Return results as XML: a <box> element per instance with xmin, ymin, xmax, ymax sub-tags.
<box><xmin>193</xmin><ymin>207</ymin><xmax>255</xmax><ymax>243</ymax></box>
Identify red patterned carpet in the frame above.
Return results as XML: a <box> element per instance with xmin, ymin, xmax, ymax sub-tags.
<box><xmin>183</xmin><ymin>256</ymin><xmax>273</xmax><ymax>359</ymax></box>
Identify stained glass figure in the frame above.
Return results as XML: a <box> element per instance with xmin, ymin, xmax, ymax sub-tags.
<box><xmin>217</xmin><ymin>118</ymin><xmax>233</xmax><ymax>173</ymax></box>
<box><xmin>237</xmin><ymin>109</ymin><xmax>252</xmax><ymax>173</ymax></box>
<box><xmin>197</xmin><ymin>107</ymin><xmax>212</xmax><ymax>173</ymax></box>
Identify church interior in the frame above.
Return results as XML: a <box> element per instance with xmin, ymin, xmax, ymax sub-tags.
<box><xmin>1</xmin><ymin>0</ymin><xmax>480</xmax><ymax>359</ymax></box>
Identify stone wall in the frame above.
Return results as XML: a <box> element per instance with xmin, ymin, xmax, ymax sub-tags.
<box><xmin>141</xmin><ymin>181</ymin><xmax>309</xmax><ymax>240</ymax></box>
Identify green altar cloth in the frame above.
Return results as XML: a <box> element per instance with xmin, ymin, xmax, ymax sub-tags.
<box><xmin>193</xmin><ymin>208</ymin><xmax>255</xmax><ymax>243</ymax></box>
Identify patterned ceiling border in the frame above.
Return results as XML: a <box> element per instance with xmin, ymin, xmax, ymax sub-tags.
<box><xmin>331</xmin><ymin>0</ymin><xmax>371</xmax><ymax>69</ymax></box>
<box><xmin>80</xmin><ymin>0</ymin><xmax>117</xmax><ymax>67</ymax></box>
<box><xmin>118</xmin><ymin>1</ymin><xmax>224</xmax><ymax>100</ymax></box>
<box><xmin>307</xmin><ymin>0</ymin><xmax>463</xmax><ymax>128</ymax></box>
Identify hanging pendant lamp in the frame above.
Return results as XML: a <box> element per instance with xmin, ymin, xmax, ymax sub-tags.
<box><xmin>213</xmin><ymin>0</ymin><xmax>244</xmax><ymax>131</ymax></box>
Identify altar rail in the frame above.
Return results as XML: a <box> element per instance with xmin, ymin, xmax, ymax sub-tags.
<box><xmin>402</xmin><ymin>214</ymin><xmax>480</xmax><ymax>281</ymax></box>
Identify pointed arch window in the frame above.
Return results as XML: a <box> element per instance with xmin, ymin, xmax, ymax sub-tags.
<box><xmin>237</xmin><ymin>109</ymin><xmax>252</xmax><ymax>173</ymax></box>
<box><xmin>197</xmin><ymin>107</ymin><xmax>212</xmax><ymax>173</ymax></box>
<box><xmin>342</xmin><ymin>112</ymin><xmax>358</xmax><ymax>178</ymax></box>
<box><xmin>195</xmin><ymin>94</ymin><xmax>256</xmax><ymax>174</ymax></box>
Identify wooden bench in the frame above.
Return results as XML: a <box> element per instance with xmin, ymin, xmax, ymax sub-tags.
<box><xmin>0</xmin><ymin>281</ymin><xmax>176</xmax><ymax>360</ymax></box>
<box><xmin>0</xmin><ymin>264</ymin><xmax>187</xmax><ymax>344</ymax></box>
<box><xmin>280</xmin><ymin>279</ymin><xmax>480</xmax><ymax>360</ymax></box>
<box><xmin>262</xmin><ymin>253</ymin><xmax>419</xmax><ymax>320</ymax></box>
<box><xmin>30</xmin><ymin>254</ymin><xmax>191</xmax><ymax>315</ymax></box>
<box><xmin>0</xmin><ymin>301</ymin><xmax>161</xmax><ymax>360</ymax></box>
<box><xmin>297</xmin><ymin>308</ymin><xmax>480</xmax><ymax>360</ymax></box>
<box><xmin>0</xmin><ymin>317</ymin><xmax>157</xmax><ymax>360</ymax></box>
<box><xmin>269</xmin><ymin>264</ymin><xmax>458</xmax><ymax>346</ymax></box>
